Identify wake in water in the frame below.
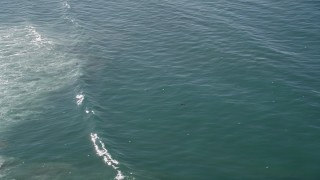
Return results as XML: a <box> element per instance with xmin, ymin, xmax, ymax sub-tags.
<box><xmin>76</xmin><ymin>92</ymin><xmax>126</xmax><ymax>179</ymax></box>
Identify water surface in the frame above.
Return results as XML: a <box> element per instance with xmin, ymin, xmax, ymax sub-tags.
<box><xmin>1</xmin><ymin>0</ymin><xmax>320</xmax><ymax>179</ymax></box>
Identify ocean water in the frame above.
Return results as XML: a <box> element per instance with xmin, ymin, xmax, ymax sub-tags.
<box><xmin>0</xmin><ymin>0</ymin><xmax>320</xmax><ymax>179</ymax></box>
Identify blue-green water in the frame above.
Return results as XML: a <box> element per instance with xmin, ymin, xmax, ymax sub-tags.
<box><xmin>1</xmin><ymin>0</ymin><xmax>320</xmax><ymax>179</ymax></box>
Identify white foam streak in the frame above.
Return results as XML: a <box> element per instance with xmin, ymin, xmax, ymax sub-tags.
<box><xmin>90</xmin><ymin>133</ymin><xmax>125</xmax><ymax>180</ymax></box>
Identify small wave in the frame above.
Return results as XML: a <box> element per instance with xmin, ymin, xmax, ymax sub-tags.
<box><xmin>90</xmin><ymin>133</ymin><xmax>125</xmax><ymax>180</ymax></box>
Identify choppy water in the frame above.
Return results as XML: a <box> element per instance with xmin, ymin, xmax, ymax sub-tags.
<box><xmin>1</xmin><ymin>0</ymin><xmax>320</xmax><ymax>179</ymax></box>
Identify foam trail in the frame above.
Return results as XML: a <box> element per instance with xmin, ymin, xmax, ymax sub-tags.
<box><xmin>90</xmin><ymin>133</ymin><xmax>125</xmax><ymax>180</ymax></box>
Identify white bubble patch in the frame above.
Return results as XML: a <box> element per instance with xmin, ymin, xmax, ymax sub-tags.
<box><xmin>76</xmin><ymin>94</ymin><xmax>84</xmax><ymax>105</ymax></box>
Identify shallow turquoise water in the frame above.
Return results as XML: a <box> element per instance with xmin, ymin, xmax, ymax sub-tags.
<box><xmin>1</xmin><ymin>0</ymin><xmax>320</xmax><ymax>179</ymax></box>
